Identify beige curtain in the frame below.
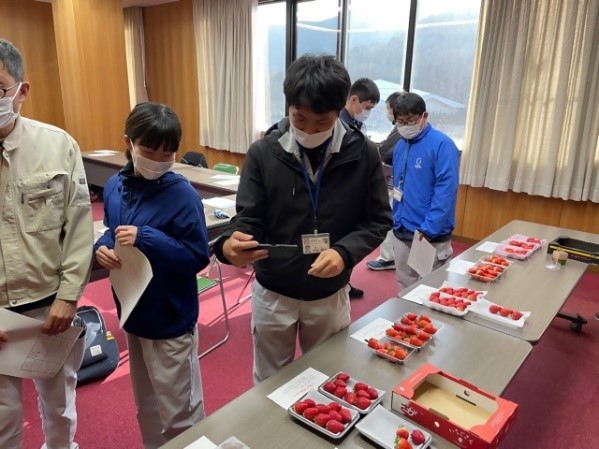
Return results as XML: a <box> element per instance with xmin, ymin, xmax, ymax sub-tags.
<box><xmin>124</xmin><ymin>6</ymin><xmax>148</xmax><ymax>109</ymax></box>
<box><xmin>193</xmin><ymin>0</ymin><xmax>258</xmax><ymax>153</ymax></box>
<box><xmin>461</xmin><ymin>0</ymin><xmax>599</xmax><ymax>202</ymax></box>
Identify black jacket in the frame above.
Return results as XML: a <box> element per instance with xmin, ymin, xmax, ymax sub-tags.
<box><xmin>379</xmin><ymin>126</ymin><xmax>401</xmax><ymax>164</ymax></box>
<box><xmin>215</xmin><ymin>118</ymin><xmax>392</xmax><ymax>300</ymax></box>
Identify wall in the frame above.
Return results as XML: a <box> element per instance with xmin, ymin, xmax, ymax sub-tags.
<box><xmin>0</xmin><ymin>0</ymin><xmax>64</xmax><ymax>128</ymax></box>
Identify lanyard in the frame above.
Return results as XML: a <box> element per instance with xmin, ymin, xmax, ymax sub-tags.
<box><xmin>398</xmin><ymin>142</ymin><xmax>411</xmax><ymax>189</ymax></box>
<box><xmin>299</xmin><ymin>145</ymin><xmax>329</xmax><ymax>234</ymax></box>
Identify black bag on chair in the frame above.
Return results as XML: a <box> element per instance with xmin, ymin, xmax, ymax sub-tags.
<box><xmin>76</xmin><ymin>305</ymin><xmax>119</xmax><ymax>386</ymax></box>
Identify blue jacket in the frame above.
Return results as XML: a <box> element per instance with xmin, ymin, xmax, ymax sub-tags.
<box><xmin>94</xmin><ymin>163</ymin><xmax>210</xmax><ymax>339</ymax></box>
<box><xmin>392</xmin><ymin>123</ymin><xmax>460</xmax><ymax>239</ymax></box>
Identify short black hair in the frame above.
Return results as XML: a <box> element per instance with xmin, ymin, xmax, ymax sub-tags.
<box><xmin>124</xmin><ymin>102</ymin><xmax>182</xmax><ymax>154</ymax></box>
<box><xmin>349</xmin><ymin>78</ymin><xmax>380</xmax><ymax>104</ymax></box>
<box><xmin>392</xmin><ymin>92</ymin><xmax>426</xmax><ymax>118</ymax></box>
<box><xmin>0</xmin><ymin>39</ymin><xmax>24</xmax><ymax>82</ymax></box>
<box><xmin>386</xmin><ymin>91</ymin><xmax>401</xmax><ymax>106</ymax></box>
<box><xmin>284</xmin><ymin>54</ymin><xmax>350</xmax><ymax>114</ymax></box>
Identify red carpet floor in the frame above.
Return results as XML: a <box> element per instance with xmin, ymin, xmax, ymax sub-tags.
<box><xmin>19</xmin><ymin>222</ymin><xmax>599</xmax><ymax>448</ymax></box>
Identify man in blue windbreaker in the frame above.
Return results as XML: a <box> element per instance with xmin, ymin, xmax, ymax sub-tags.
<box><xmin>391</xmin><ymin>92</ymin><xmax>460</xmax><ymax>291</ymax></box>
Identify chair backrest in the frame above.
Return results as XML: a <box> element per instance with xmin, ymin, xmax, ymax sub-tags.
<box><xmin>181</xmin><ymin>151</ymin><xmax>208</xmax><ymax>168</ymax></box>
<box><xmin>212</xmin><ymin>162</ymin><xmax>239</xmax><ymax>175</ymax></box>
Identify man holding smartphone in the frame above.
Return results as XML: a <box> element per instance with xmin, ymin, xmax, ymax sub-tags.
<box><xmin>215</xmin><ymin>55</ymin><xmax>391</xmax><ymax>384</ymax></box>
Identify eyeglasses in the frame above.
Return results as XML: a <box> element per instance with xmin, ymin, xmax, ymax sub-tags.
<box><xmin>0</xmin><ymin>83</ymin><xmax>19</xmax><ymax>100</ymax></box>
<box><xmin>396</xmin><ymin>115</ymin><xmax>422</xmax><ymax>126</ymax></box>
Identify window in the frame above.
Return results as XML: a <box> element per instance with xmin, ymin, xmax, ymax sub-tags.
<box><xmin>255</xmin><ymin>1</ymin><xmax>287</xmax><ymax>130</ymax></box>
<box><xmin>345</xmin><ymin>0</ymin><xmax>411</xmax><ymax>141</ymax></box>
<box><xmin>296</xmin><ymin>0</ymin><xmax>340</xmax><ymax>58</ymax></box>
<box><xmin>411</xmin><ymin>0</ymin><xmax>482</xmax><ymax>147</ymax></box>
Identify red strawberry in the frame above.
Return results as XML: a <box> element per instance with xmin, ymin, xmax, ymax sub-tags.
<box><xmin>354</xmin><ymin>382</ymin><xmax>369</xmax><ymax>391</ymax></box>
<box><xmin>339</xmin><ymin>407</ymin><xmax>352</xmax><ymax>423</ymax></box>
<box><xmin>417</xmin><ymin>331</ymin><xmax>430</xmax><ymax>341</ymax></box>
<box><xmin>367</xmin><ymin>338</ymin><xmax>380</xmax><ymax>349</ymax></box>
<box><xmin>334</xmin><ymin>379</ymin><xmax>347</xmax><ymax>387</ymax></box>
<box><xmin>322</xmin><ymin>381</ymin><xmax>337</xmax><ymax>394</ymax></box>
<box><xmin>325</xmin><ymin>419</ymin><xmax>345</xmax><ymax>434</ymax></box>
<box><xmin>410</xmin><ymin>429</ymin><xmax>426</xmax><ymax>445</ymax></box>
<box><xmin>328</xmin><ymin>410</ymin><xmax>343</xmax><ymax>423</ymax></box>
<box><xmin>499</xmin><ymin>308</ymin><xmax>512</xmax><ymax>317</ymax></box>
<box><xmin>302</xmin><ymin>407</ymin><xmax>319</xmax><ymax>420</ymax></box>
<box><xmin>316</xmin><ymin>403</ymin><xmax>331</xmax><ymax>414</ymax></box>
<box><xmin>511</xmin><ymin>310</ymin><xmax>524</xmax><ymax>320</ymax></box>
<box><xmin>355</xmin><ymin>397</ymin><xmax>371</xmax><ymax>410</ymax></box>
<box><xmin>293</xmin><ymin>401</ymin><xmax>308</xmax><ymax>414</ymax></box>
<box><xmin>344</xmin><ymin>392</ymin><xmax>357</xmax><ymax>405</ymax></box>
<box><xmin>336</xmin><ymin>372</ymin><xmax>350</xmax><ymax>382</ymax></box>
<box><xmin>423</xmin><ymin>324</ymin><xmax>437</xmax><ymax>334</ymax></box>
<box><xmin>314</xmin><ymin>413</ymin><xmax>330</xmax><ymax>427</ymax></box>
<box><xmin>334</xmin><ymin>386</ymin><xmax>347</xmax><ymax>398</ymax></box>
<box><xmin>356</xmin><ymin>389</ymin><xmax>370</xmax><ymax>399</ymax></box>
<box><xmin>409</xmin><ymin>336</ymin><xmax>423</xmax><ymax>347</ymax></box>
<box><xmin>396</xmin><ymin>426</ymin><xmax>410</xmax><ymax>439</ymax></box>
<box><xmin>406</xmin><ymin>312</ymin><xmax>418</xmax><ymax>320</ymax></box>
<box><xmin>327</xmin><ymin>401</ymin><xmax>341</xmax><ymax>412</ymax></box>
<box><xmin>489</xmin><ymin>304</ymin><xmax>502</xmax><ymax>314</ymax></box>
<box><xmin>304</xmin><ymin>399</ymin><xmax>315</xmax><ymax>407</ymax></box>
<box><xmin>366</xmin><ymin>387</ymin><xmax>379</xmax><ymax>399</ymax></box>
<box><xmin>396</xmin><ymin>437</ymin><xmax>413</xmax><ymax>449</ymax></box>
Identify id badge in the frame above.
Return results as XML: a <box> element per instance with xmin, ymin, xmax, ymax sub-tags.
<box><xmin>301</xmin><ymin>233</ymin><xmax>330</xmax><ymax>255</ymax></box>
<box><xmin>393</xmin><ymin>187</ymin><xmax>403</xmax><ymax>202</ymax></box>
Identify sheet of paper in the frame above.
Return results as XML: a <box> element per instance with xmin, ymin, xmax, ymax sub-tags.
<box><xmin>350</xmin><ymin>317</ymin><xmax>394</xmax><ymax>343</ymax></box>
<box><xmin>400</xmin><ymin>284</ymin><xmax>438</xmax><ymax>304</ymax></box>
<box><xmin>446</xmin><ymin>259</ymin><xmax>476</xmax><ymax>275</ymax></box>
<box><xmin>183</xmin><ymin>436</ymin><xmax>217</xmax><ymax>449</ymax></box>
<box><xmin>0</xmin><ymin>309</ymin><xmax>83</xmax><ymax>379</ymax></box>
<box><xmin>476</xmin><ymin>241</ymin><xmax>499</xmax><ymax>253</ymax></box>
<box><xmin>211</xmin><ymin>174</ymin><xmax>239</xmax><ymax>181</ymax></box>
<box><xmin>109</xmin><ymin>242</ymin><xmax>153</xmax><ymax>327</ymax></box>
<box><xmin>267</xmin><ymin>367</ymin><xmax>329</xmax><ymax>410</ymax></box>
<box><xmin>203</xmin><ymin>197</ymin><xmax>236</xmax><ymax>210</ymax></box>
<box><xmin>407</xmin><ymin>233</ymin><xmax>436</xmax><ymax>277</ymax></box>
<box><xmin>214</xmin><ymin>179</ymin><xmax>240</xmax><ymax>186</ymax></box>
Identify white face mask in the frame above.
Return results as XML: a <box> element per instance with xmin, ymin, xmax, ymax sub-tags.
<box><xmin>130</xmin><ymin>140</ymin><xmax>174</xmax><ymax>180</ymax></box>
<box><xmin>397</xmin><ymin>117</ymin><xmax>424</xmax><ymax>140</ymax></box>
<box><xmin>0</xmin><ymin>83</ymin><xmax>21</xmax><ymax>129</ymax></box>
<box><xmin>354</xmin><ymin>108</ymin><xmax>371</xmax><ymax>123</ymax></box>
<box><xmin>290</xmin><ymin>123</ymin><xmax>334</xmax><ymax>149</ymax></box>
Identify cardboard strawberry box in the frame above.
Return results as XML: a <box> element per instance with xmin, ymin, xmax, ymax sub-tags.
<box><xmin>391</xmin><ymin>363</ymin><xmax>517</xmax><ymax>449</ymax></box>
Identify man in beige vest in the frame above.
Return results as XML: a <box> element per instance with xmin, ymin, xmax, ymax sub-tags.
<box><xmin>0</xmin><ymin>38</ymin><xmax>93</xmax><ymax>449</ymax></box>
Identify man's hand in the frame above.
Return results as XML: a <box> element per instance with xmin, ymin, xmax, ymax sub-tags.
<box><xmin>42</xmin><ymin>299</ymin><xmax>78</xmax><ymax>336</ymax></box>
<box><xmin>222</xmin><ymin>231</ymin><xmax>268</xmax><ymax>267</ymax></box>
<box><xmin>417</xmin><ymin>231</ymin><xmax>430</xmax><ymax>242</ymax></box>
<box><xmin>95</xmin><ymin>245</ymin><xmax>122</xmax><ymax>269</ymax></box>
<box><xmin>0</xmin><ymin>330</ymin><xmax>7</xmax><ymax>350</ymax></box>
<box><xmin>115</xmin><ymin>225</ymin><xmax>138</xmax><ymax>247</ymax></box>
<box><xmin>308</xmin><ymin>248</ymin><xmax>345</xmax><ymax>278</ymax></box>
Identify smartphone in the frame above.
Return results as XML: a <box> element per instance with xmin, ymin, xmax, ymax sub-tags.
<box><xmin>245</xmin><ymin>243</ymin><xmax>299</xmax><ymax>258</ymax></box>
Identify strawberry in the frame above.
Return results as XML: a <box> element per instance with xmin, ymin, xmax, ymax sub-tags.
<box><xmin>304</xmin><ymin>399</ymin><xmax>315</xmax><ymax>407</ymax></box>
<box><xmin>417</xmin><ymin>331</ymin><xmax>430</xmax><ymax>341</ymax></box>
<box><xmin>367</xmin><ymin>338</ymin><xmax>380</xmax><ymax>349</ymax></box>
<box><xmin>355</xmin><ymin>397</ymin><xmax>371</xmax><ymax>410</ymax></box>
<box><xmin>409</xmin><ymin>336</ymin><xmax>423</xmax><ymax>347</ymax></box>
<box><xmin>334</xmin><ymin>386</ymin><xmax>347</xmax><ymax>398</ymax></box>
<box><xmin>314</xmin><ymin>413</ymin><xmax>330</xmax><ymax>427</ymax></box>
<box><xmin>366</xmin><ymin>387</ymin><xmax>379</xmax><ymax>399</ymax></box>
<box><xmin>489</xmin><ymin>304</ymin><xmax>502</xmax><ymax>314</ymax></box>
<box><xmin>344</xmin><ymin>392</ymin><xmax>357</xmax><ymax>405</ymax></box>
<box><xmin>410</xmin><ymin>429</ymin><xmax>426</xmax><ymax>445</ymax></box>
<box><xmin>406</xmin><ymin>312</ymin><xmax>418</xmax><ymax>320</ymax></box>
<box><xmin>336</xmin><ymin>372</ymin><xmax>350</xmax><ymax>382</ymax></box>
<box><xmin>293</xmin><ymin>401</ymin><xmax>308</xmax><ymax>414</ymax></box>
<box><xmin>325</xmin><ymin>419</ymin><xmax>345</xmax><ymax>434</ymax></box>
<box><xmin>419</xmin><ymin>314</ymin><xmax>432</xmax><ymax>323</ymax></box>
<box><xmin>328</xmin><ymin>410</ymin><xmax>343</xmax><ymax>423</ymax></box>
<box><xmin>316</xmin><ymin>403</ymin><xmax>331</xmax><ymax>414</ymax></box>
<box><xmin>334</xmin><ymin>378</ymin><xmax>347</xmax><ymax>387</ymax></box>
<box><xmin>322</xmin><ymin>381</ymin><xmax>337</xmax><ymax>394</ymax></box>
<box><xmin>327</xmin><ymin>401</ymin><xmax>341</xmax><ymax>412</ymax></box>
<box><xmin>511</xmin><ymin>310</ymin><xmax>524</xmax><ymax>320</ymax></box>
<box><xmin>423</xmin><ymin>324</ymin><xmax>437</xmax><ymax>334</ymax></box>
<box><xmin>386</xmin><ymin>328</ymin><xmax>399</xmax><ymax>337</ymax></box>
<box><xmin>394</xmin><ymin>347</ymin><xmax>408</xmax><ymax>360</ymax></box>
<box><xmin>396</xmin><ymin>426</ymin><xmax>410</xmax><ymax>439</ymax></box>
<box><xmin>354</xmin><ymin>382</ymin><xmax>369</xmax><ymax>391</ymax></box>
<box><xmin>396</xmin><ymin>437</ymin><xmax>413</xmax><ymax>449</ymax></box>
<box><xmin>302</xmin><ymin>407</ymin><xmax>319</xmax><ymax>420</ymax></box>
<box><xmin>339</xmin><ymin>407</ymin><xmax>352</xmax><ymax>423</ymax></box>
<box><xmin>499</xmin><ymin>307</ymin><xmax>512</xmax><ymax>317</ymax></box>
<box><xmin>356</xmin><ymin>389</ymin><xmax>371</xmax><ymax>399</ymax></box>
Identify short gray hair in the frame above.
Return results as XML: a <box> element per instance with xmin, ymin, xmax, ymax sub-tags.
<box><xmin>0</xmin><ymin>39</ymin><xmax>24</xmax><ymax>82</ymax></box>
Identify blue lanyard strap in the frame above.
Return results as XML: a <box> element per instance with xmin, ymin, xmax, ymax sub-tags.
<box><xmin>299</xmin><ymin>146</ymin><xmax>329</xmax><ymax>233</ymax></box>
<box><xmin>398</xmin><ymin>142</ymin><xmax>411</xmax><ymax>189</ymax></box>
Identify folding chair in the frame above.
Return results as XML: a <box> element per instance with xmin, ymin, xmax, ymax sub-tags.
<box><xmin>197</xmin><ymin>241</ymin><xmax>230</xmax><ymax>359</ymax></box>
<box><xmin>181</xmin><ymin>151</ymin><xmax>208</xmax><ymax>168</ymax></box>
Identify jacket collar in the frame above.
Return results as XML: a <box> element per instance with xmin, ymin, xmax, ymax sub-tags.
<box><xmin>1</xmin><ymin>116</ymin><xmax>23</xmax><ymax>152</ymax></box>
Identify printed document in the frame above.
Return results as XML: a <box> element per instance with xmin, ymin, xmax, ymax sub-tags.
<box><xmin>109</xmin><ymin>242</ymin><xmax>153</xmax><ymax>327</ymax></box>
<box><xmin>0</xmin><ymin>309</ymin><xmax>83</xmax><ymax>379</ymax></box>
<box><xmin>407</xmin><ymin>233</ymin><xmax>436</xmax><ymax>277</ymax></box>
